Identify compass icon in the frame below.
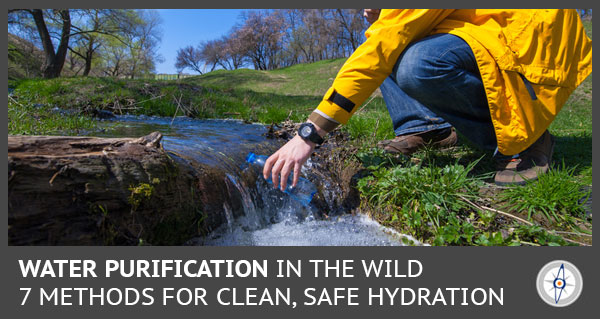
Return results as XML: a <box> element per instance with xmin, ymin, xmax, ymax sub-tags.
<box><xmin>536</xmin><ymin>260</ymin><xmax>583</xmax><ymax>307</ymax></box>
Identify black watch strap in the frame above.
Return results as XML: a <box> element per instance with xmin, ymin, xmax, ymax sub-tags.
<box><xmin>308</xmin><ymin>132</ymin><xmax>324</xmax><ymax>145</ymax></box>
<box><xmin>299</xmin><ymin>123</ymin><xmax>324</xmax><ymax>144</ymax></box>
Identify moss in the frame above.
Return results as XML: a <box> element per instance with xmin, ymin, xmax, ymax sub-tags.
<box><xmin>128</xmin><ymin>182</ymin><xmax>155</xmax><ymax>212</ymax></box>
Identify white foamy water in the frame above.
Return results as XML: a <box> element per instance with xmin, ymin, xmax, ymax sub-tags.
<box><xmin>192</xmin><ymin>214</ymin><xmax>418</xmax><ymax>246</ymax></box>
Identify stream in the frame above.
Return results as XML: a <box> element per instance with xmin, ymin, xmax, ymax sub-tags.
<box><xmin>98</xmin><ymin>115</ymin><xmax>416</xmax><ymax>246</ymax></box>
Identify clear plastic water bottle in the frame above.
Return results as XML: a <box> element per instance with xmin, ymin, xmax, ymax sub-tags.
<box><xmin>246</xmin><ymin>152</ymin><xmax>317</xmax><ymax>207</ymax></box>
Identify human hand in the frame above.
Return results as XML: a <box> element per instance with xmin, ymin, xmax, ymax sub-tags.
<box><xmin>363</xmin><ymin>9</ymin><xmax>381</xmax><ymax>24</ymax></box>
<box><xmin>263</xmin><ymin>135</ymin><xmax>315</xmax><ymax>191</ymax></box>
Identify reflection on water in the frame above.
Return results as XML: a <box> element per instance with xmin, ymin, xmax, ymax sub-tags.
<box><xmin>98</xmin><ymin>115</ymin><xmax>416</xmax><ymax>246</ymax></box>
<box><xmin>98</xmin><ymin>115</ymin><xmax>280</xmax><ymax>169</ymax></box>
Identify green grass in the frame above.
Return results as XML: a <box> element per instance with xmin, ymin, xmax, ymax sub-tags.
<box><xmin>582</xmin><ymin>20</ymin><xmax>592</xmax><ymax>39</ymax></box>
<box><xmin>499</xmin><ymin>163</ymin><xmax>590</xmax><ymax>225</ymax></box>
<box><xmin>194</xmin><ymin>58</ymin><xmax>346</xmax><ymax>96</ymax></box>
<box><xmin>8</xmin><ymin>97</ymin><xmax>96</xmax><ymax>135</ymax></box>
<box><xmin>549</xmin><ymin>73</ymin><xmax>593</xmax><ymax>185</ymax></box>
<box><xmin>355</xmin><ymin>148</ymin><xmax>589</xmax><ymax>246</ymax></box>
<box><xmin>10</xmin><ymin>75</ymin><xmax>324</xmax><ymax>124</ymax></box>
<box><xmin>8</xmin><ymin>33</ymin><xmax>43</xmax><ymax>83</ymax></box>
<box><xmin>357</xmin><ymin>154</ymin><xmax>486</xmax><ymax>243</ymax></box>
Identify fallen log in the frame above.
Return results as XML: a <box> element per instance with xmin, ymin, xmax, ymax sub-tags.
<box><xmin>7</xmin><ymin>129</ymin><xmax>361</xmax><ymax>245</ymax></box>
<box><xmin>7</xmin><ymin>132</ymin><xmax>226</xmax><ymax>245</ymax></box>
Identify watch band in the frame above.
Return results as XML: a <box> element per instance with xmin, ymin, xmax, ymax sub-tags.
<box><xmin>307</xmin><ymin>132</ymin><xmax>324</xmax><ymax>145</ymax></box>
<box><xmin>299</xmin><ymin>123</ymin><xmax>324</xmax><ymax>145</ymax></box>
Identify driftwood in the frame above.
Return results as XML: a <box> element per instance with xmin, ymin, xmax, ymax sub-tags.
<box><xmin>7</xmin><ymin>132</ymin><xmax>226</xmax><ymax>245</ymax></box>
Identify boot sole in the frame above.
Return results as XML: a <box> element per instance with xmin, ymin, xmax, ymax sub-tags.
<box><xmin>494</xmin><ymin>132</ymin><xmax>555</xmax><ymax>186</ymax></box>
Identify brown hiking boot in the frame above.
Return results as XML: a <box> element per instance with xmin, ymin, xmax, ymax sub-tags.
<box><xmin>494</xmin><ymin>130</ymin><xmax>555</xmax><ymax>186</ymax></box>
<box><xmin>377</xmin><ymin>127</ymin><xmax>457</xmax><ymax>155</ymax></box>
<box><xmin>495</xmin><ymin>157</ymin><xmax>521</xmax><ymax>171</ymax></box>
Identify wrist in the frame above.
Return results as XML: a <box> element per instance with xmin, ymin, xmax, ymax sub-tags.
<box><xmin>298</xmin><ymin>134</ymin><xmax>317</xmax><ymax>148</ymax></box>
<box><xmin>306</xmin><ymin>120</ymin><xmax>327</xmax><ymax>138</ymax></box>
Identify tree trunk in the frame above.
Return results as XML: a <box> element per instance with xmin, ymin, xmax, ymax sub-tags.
<box><xmin>31</xmin><ymin>9</ymin><xmax>71</xmax><ymax>79</ymax></box>
<box><xmin>83</xmin><ymin>53</ymin><xmax>93</xmax><ymax>76</ymax></box>
<box><xmin>7</xmin><ymin>133</ymin><xmax>222</xmax><ymax>245</ymax></box>
<box><xmin>82</xmin><ymin>38</ymin><xmax>95</xmax><ymax>76</ymax></box>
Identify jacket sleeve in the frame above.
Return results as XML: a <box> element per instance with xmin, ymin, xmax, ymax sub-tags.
<box><xmin>309</xmin><ymin>9</ymin><xmax>455</xmax><ymax>132</ymax></box>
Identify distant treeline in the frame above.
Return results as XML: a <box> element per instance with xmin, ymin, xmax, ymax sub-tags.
<box><xmin>175</xmin><ymin>9</ymin><xmax>368</xmax><ymax>73</ymax></box>
<box><xmin>139</xmin><ymin>73</ymin><xmax>195</xmax><ymax>80</ymax></box>
<box><xmin>578</xmin><ymin>9</ymin><xmax>592</xmax><ymax>19</ymax></box>
<box><xmin>7</xmin><ymin>9</ymin><xmax>592</xmax><ymax>80</ymax></box>
<box><xmin>175</xmin><ymin>9</ymin><xmax>593</xmax><ymax>74</ymax></box>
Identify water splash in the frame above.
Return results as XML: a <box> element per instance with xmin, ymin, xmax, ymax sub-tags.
<box><xmin>98</xmin><ymin>115</ymin><xmax>416</xmax><ymax>246</ymax></box>
<box><xmin>196</xmin><ymin>214</ymin><xmax>417</xmax><ymax>246</ymax></box>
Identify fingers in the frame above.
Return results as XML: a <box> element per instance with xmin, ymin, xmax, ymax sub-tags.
<box><xmin>279</xmin><ymin>161</ymin><xmax>293</xmax><ymax>191</ymax></box>
<box><xmin>262</xmin><ymin>135</ymin><xmax>315</xmax><ymax>191</ymax></box>
<box><xmin>271</xmin><ymin>158</ymin><xmax>285</xmax><ymax>189</ymax></box>
<box><xmin>292</xmin><ymin>162</ymin><xmax>301</xmax><ymax>188</ymax></box>
<box><xmin>263</xmin><ymin>153</ymin><xmax>278</xmax><ymax>180</ymax></box>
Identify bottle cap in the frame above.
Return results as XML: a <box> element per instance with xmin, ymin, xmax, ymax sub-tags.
<box><xmin>246</xmin><ymin>152</ymin><xmax>256</xmax><ymax>163</ymax></box>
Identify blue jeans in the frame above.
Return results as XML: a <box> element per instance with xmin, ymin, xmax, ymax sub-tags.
<box><xmin>380</xmin><ymin>33</ymin><xmax>499</xmax><ymax>152</ymax></box>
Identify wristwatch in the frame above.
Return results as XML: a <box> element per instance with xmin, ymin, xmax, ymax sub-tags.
<box><xmin>298</xmin><ymin>122</ymin><xmax>324</xmax><ymax>145</ymax></box>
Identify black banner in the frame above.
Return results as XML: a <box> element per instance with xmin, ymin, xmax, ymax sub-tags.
<box><xmin>3</xmin><ymin>247</ymin><xmax>593</xmax><ymax>318</ymax></box>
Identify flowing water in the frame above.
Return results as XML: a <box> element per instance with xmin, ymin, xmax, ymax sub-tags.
<box><xmin>98</xmin><ymin>115</ymin><xmax>416</xmax><ymax>246</ymax></box>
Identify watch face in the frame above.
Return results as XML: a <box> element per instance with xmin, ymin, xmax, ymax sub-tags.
<box><xmin>300</xmin><ymin>125</ymin><xmax>313</xmax><ymax>138</ymax></box>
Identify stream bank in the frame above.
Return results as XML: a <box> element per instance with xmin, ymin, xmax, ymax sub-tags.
<box><xmin>8</xmin><ymin>116</ymin><xmax>412</xmax><ymax>246</ymax></box>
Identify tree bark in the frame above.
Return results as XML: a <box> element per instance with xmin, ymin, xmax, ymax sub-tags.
<box><xmin>83</xmin><ymin>39</ymin><xmax>94</xmax><ymax>76</ymax></box>
<box><xmin>7</xmin><ymin>133</ymin><xmax>225</xmax><ymax>245</ymax></box>
<box><xmin>31</xmin><ymin>9</ymin><xmax>71</xmax><ymax>78</ymax></box>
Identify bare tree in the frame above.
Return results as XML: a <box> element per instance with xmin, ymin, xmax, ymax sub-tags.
<box><xmin>198</xmin><ymin>39</ymin><xmax>227</xmax><ymax>72</ymax></box>
<box><xmin>177</xmin><ymin>30</ymin><xmax>247</xmax><ymax>74</ymax></box>
<box><xmin>225</xmin><ymin>32</ymin><xmax>246</xmax><ymax>69</ymax></box>
<box><xmin>578</xmin><ymin>9</ymin><xmax>592</xmax><ymax>19</ymax></box>
<box><xmin>235</xmin><ymin>10</ymin><xmax>285</xmax><ymax>70</ymax></box>
<box><xmin>175</xmin><ymin>45</ymin><xmax>203</xmax><ymax>74</ymax></box>
<box><xmin>280</xmin><ymin>9</ymin><xmax>302</xmax><ymax>65</ymax></box>
<box><xmin>334</xmin><ymin>9</ymin><xmax>367</xmax><ymax>53</ymax></box>
<box><xmin>188</xmin><ymin>9</ymin><xmax>366</xmax><ymax>71</ymax></box>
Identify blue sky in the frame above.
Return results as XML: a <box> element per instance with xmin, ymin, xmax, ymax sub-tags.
<box><xmin>155</xmin><ymin>9</ymin><xmax>252</xmax><ymax>74</ymax></box>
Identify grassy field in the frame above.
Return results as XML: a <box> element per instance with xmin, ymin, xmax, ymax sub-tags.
<box><xmin>8</xmin><ymin>21</ymin><xmax>592</xmax><ymax>246</ymax></box>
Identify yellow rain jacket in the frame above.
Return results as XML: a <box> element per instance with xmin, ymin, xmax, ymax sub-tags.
<box><xmin>308</xmin><ymin>9</ymin><xmax>592</xmax><ymax>155</ymax></box>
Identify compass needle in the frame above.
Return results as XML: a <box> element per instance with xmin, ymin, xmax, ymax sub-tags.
<box><xmin>537</xmin><ymin>261</ymin><xmax>582</xmax><ymax>307</ymax></box>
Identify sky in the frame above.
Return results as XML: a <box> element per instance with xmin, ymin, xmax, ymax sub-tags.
<box><xmin>155</xmin><ymin>9</ymin><xmax>252</xmax><ymax>74</ymax></box>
